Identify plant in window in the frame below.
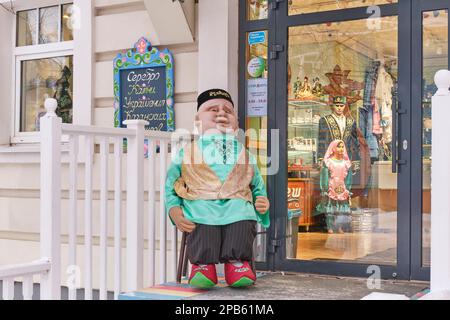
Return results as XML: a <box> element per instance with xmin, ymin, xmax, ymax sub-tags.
<box><xmin>53</xmin><ymin>65</ymin><xmax>73</xmax><ymax>123</ymax></box>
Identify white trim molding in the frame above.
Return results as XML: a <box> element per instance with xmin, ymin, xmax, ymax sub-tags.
<box><xmin>73</xmin><ymin>0</ymin><xmax>94</xmax><ymax>126</ymax></box>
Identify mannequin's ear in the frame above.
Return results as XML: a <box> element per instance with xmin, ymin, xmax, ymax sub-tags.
<box><xmin>193</xmin><ymin>114</ymin><xmax>202</xmax><ymax>135</ymax></box>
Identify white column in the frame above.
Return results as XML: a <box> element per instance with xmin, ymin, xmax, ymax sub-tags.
<box><xmin>198</xmin><ymin>0</ymin><xmax>239</xmax><ymax>101</ymax></box>
<box><xmin>73</xmin><ymin>0</ymin><xmax>94</xmax><ymax>126</ymax></box>
<box><xmin>124</xmin><ymin>120</ymin><xmax>148</xmax><ymax>292</ymax></box>
<box><xmin>429</xmin><ymin>70</ymin><xmax>450</xmax><ymax>297</ymax></box>
<box><xmin>40</xmin><ymin>98</ymin><xmax>62</xmax><ymax>300</ymax></box>
<box><xmin>0</xmin><ymin>9</ymin><xmax>13</xmax><ymax>145</ymax></box>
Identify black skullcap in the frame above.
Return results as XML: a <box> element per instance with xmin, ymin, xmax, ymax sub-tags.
<box><xmin>197</xmin><ymin>89</ymin><xmax>234</xmax><ymax>111</ymax></box>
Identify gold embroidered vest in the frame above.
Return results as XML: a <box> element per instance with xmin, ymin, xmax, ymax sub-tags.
<box><xmin>173</xmin><ymin>141</ymin><xmax>254</xmax><ymax>203</ymax></box>
<box><xmin>324</xmin><ymin>114</ymin><xmax>354</xmax><ymax>141</ymax></box>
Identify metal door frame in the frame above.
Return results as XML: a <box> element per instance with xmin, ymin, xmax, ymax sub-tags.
<box><xmin>271</xmin><ymin>0</ymin><xmax>411</xmax><ymax>280</ymax></box>
<box><xmin>410</xmin><ymin>0</ymin><xmax>450</xmax><ymax>281</ymax></box>
<box><xmin>238</xmin><ymin>0</ymin><xmax>427</xmax><ymax>280</ymax></box>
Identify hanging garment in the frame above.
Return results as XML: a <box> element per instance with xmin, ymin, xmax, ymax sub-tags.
<box><xmin>360</xmin><ymin>61</ymin><xmax>380</xmax><ymax>159</ymax></box>
<box><xmin>375</xmin><ymin>66</ymin><xmax>395</xmax><ymax>144</ymax></box>
<box><xmin>372</xmin><ymin>102</ymin><xmax>383</xmax><ymax>135</ymax></box>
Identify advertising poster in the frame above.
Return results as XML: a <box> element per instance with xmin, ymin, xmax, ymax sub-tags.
<box><xmin>247</xmin><ymin>78</ymin><xmax>268</xmax><ymax>117</ymax></box>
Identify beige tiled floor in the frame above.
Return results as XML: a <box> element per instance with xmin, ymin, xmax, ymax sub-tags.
<box><xmin>295</xmin><ymin>232</ymin><xmax>397</xmax><ymax>264</ymax></box>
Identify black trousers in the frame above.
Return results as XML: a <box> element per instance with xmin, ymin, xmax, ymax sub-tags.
<box><xmin>186</xmin><ymin>220</ymin><xmax>257</xmax><ymax>264</ymax></box>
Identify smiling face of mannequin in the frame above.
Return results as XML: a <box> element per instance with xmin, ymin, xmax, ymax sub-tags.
<box><xmin>196</xmin><ymin>98</ymin><xmax>238</xmax><ymax>135</ymax></box>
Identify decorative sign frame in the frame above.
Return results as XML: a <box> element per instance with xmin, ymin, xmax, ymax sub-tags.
<box><xmin>113</xmin><ymin>37</ymin><xmax>175</xmax><ymax>131</ymax></box>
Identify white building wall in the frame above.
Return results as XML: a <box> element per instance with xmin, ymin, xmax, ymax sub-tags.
<box><xmin>0</xmin><ymin>0</ymin><xmax>213</xmax><ymax>291</ymax></box>
<box><xmin>198</xmin><ymin>0</ymin><xmax>239</xmax><ymax>101</ymax></box>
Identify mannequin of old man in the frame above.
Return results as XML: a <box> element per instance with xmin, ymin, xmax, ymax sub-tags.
<box><xmin>165</xmin><ymin>89</ymin><xmax>270</xmax><ymax>289</ymax></box>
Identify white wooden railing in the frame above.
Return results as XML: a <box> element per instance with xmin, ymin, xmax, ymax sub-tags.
<box><xmin>0</xmin><ymin>259</ymin><xmax>51</xmax><ymax>300</ymax></box>
<box><xmin>0</xmin><ymin>98</ymin><xmax>188</xmax><ymax>300</ymax></box>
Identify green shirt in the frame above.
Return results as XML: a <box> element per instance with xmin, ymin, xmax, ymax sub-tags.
<box><xmin>165</xmin><ymin>133</ymin><xmax>270</xmax><ymax>228</ymax></box>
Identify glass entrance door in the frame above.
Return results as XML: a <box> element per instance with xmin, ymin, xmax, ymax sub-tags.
<box><xmin>286</xmin><ymin>17</ymin><xmax>399</xmax><ymax>265</ymax></box>
<box><xmin>411</xmin><ymin>0</ymin><xmax>449</xmax><ymax>280</ymax></box>
<box><xmin>240</xmin><ymin>0</ymin><xmax>448</xmax><ymax>280</ymax></box>
<box><xmin>272</xmin><ymin>1</ymin><xmax>411</xmax><ymax>279</ymax></box>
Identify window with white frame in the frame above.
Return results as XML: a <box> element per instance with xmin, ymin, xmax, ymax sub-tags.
<box><xmin>14</xmin><ymin>2</ymin><xmax>74</xmax><ymax>139</ymax></box>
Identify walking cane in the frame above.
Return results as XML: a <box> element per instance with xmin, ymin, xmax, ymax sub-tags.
<box><xmin>176</xmin><ymin>232</ymin><xmax>187</xmax><ymax>283</ymax></box>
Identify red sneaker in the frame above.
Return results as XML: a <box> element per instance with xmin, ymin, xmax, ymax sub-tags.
<box><xmin>224</xmin><ymin>261</ymin><xmax>256</xmax><ymax>287</ymax></box>
<box><xmin>189</xmin><ymin>264</ymin><xmax>218</xmax><ymax>289</ymax></box>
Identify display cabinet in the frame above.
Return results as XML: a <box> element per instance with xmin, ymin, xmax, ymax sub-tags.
<box><xmin>287</xmin><ymin>99</ymin><xmax>329</xmax><ymax>230</ymax></box>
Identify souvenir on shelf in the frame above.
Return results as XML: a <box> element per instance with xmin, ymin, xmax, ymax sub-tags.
<box><xmin>312</xmin><ymin>77</ymin><xmax>323</xmax><ymax>96</ymax></box>
<box><xmin>292</xmin><ymin>75</ymin><xmax>326</xmax><ymax>102</ymax></box>
<box><xmin>288</xmin><ymin>99</ymin><xmax>328</xmax><ymax>167</ymax></box>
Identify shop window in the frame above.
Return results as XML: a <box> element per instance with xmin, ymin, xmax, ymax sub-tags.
<box><xmin>287</xmin><ymin>16</ymin><xmax>399</xmax><ymax>265</ymax></box>
<box><xmin>14</xmin><ymin>3</ymin><xmax>74</xmax><ymax>138</ymax></box>
<box><xmin>288</xmin><ymin>0</ymin><xmax>397</xmax><ymax>16</ymax></box>
<box><xmin>16</xmin><ymin>4</ymin><xmax>74</xmax><ymax>46</ymax></box>
<box><xmin>38</xmin><ymin>6</ymin><xmax>59</xmax><ymax>44</ymax></box>
<box><xmin>16</xmin><ymin>9</ymin><xmax>37</xmax><ymax>46</ymax></box>
<box><xmin>62</xmin><ymin>3</ymin><xmax>75</xmax><ymax>42</ymax></box>
<box><xmin>20</xmin><ymin>56</ymin><xmax>73</xmax><ymax>132</ymax></box>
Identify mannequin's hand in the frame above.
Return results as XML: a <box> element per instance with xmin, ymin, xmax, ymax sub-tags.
<box><xmin>169</xmin><ymin>207</ymin><xmax>196</xmax><ymax>233</ymax></box>
<box><xmin>255</xmin><ymin>196</ymin><xmax>270</xmax><ymax>214</ymax></box>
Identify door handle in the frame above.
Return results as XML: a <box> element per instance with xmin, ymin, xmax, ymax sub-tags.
<box><xmin>392</xmin><ymin>100</ymin><xmax>407</xmax><ymax>173</ymax></box>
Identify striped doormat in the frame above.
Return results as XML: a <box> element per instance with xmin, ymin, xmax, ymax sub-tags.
<box><xmin>119</xmin><ymin>273</ymin><xmax>265</xmax><ymax>300</ymax></box>
<box><xmin>409</xmin><ymin>288</ymin><xmax>430</xmax><ymax>300</ymax></box>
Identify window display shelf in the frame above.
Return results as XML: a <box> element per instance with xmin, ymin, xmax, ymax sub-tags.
<box><xmin>288</xmin><ymin>99</ymin><xmax>328</xmax><ymax>108</ymax></box>
<box><xmin>288</xmin><ymin>123</ymin><xmax>319</xmax><ymax>129</ymax></box>
<box><xmin>288</xmin><ymin>149</ymin><xmax>314</xmax><ymax>156</ymax></box>
<box><xmin>288</xmin><ymin>101</ymin><xmax>323</xmax><ymax>166</ymax></box>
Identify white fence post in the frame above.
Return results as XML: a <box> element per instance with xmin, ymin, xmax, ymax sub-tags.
<box><xmin>124</xmin><ymin>120</ymin><xmax>148</xmax><ymax>292</ymax></box>
<box><xmin>40</xmin><ymin>98</ymin><xmax>61</xmax><ymax>300</ymax></box>
<box><xmin>159</xmin><ymin>140</ymin><xmax>168</xmax><ymax>284</ymax></box>
<box><xmin>428</xmin><ymin>70</ymin><xmax>450</xmax><ymax>298</ymax></box>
